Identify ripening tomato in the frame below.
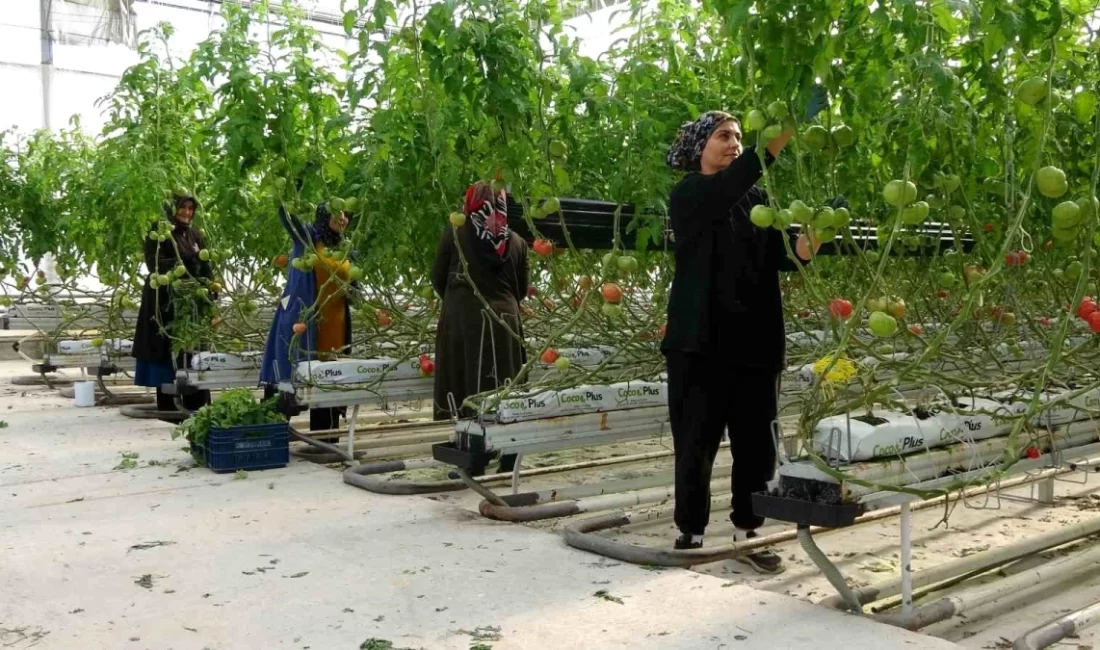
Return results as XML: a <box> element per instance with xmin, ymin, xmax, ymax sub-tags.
<box><xmin>377</xmin><ymin>310</ymin><xmax>393</xmax><ymax>327</ymax></box>
<box><xmin>984</xmin><ymin>222</ymin><xmax>994</xmax><ymax>233</ymax></box>
<box><xmin>543</xmin><ymin>298</ymin><xmax>555</xmax><ymax>310</ymax></box>
<box><xmin>601</xmin><ymin>282</ymin><xmax>623</xmax><ymax>304</ymax></box>
<box><xmin>828</xmin><ymin>298</ymin><xmax>853</xmax><ymax>319</ymax></box>
<box><xmin>293</xmin><ymin>322</ymin><xmax>306</xmax><ymax>335</ymax></box>
<box><xmin>540</xmin><ymin>348</ymin><xmax>559</xmax><ymax>364</ymax></box>
<box><xmin>909</xmin><ymin>325</ymin><xmax>923</xmax><ymax>335</ymax></box>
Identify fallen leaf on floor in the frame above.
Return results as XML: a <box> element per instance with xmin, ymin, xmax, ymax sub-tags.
<box><xmin>134</xmin><ymin>575</ymin><xmax>153</xmax><ymax>589</ymax></box>
<box><xmin>956</xmin><ymin>544</ymin><xmax>991</xmax><ymax>557</ymax></box>
<box><xmin>593</xmin><ymin>590</ymin><xmax>624</xmax><ymax>604</ymax></box>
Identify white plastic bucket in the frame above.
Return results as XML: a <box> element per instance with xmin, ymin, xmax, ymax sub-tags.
<box><xmin>73</xmin><ymin>381</ymin><xmax>96</xmax><ymax>408</ymax></box>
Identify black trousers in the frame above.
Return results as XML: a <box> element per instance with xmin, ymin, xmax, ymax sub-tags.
<box><xmin>666</xmin><ymin>351</ymin><xmax>780</xmax><ymax>535</ymax></box>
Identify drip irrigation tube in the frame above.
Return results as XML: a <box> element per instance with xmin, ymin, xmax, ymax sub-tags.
<box><xmin>875</xmin><ymin>542</ymin><xmax>1100</xmax><ymax>631</ymax></box>
<box><xmin>290</xmin><ymin>428</ymin><xmax>354</xmax><ymax>462</ymax></box>
<box><xmin>479</xmin><ymin>464</ymin><xmax>732</xmax><ymax>522</ymax></box>
<box><xmin>819</xmin><ymin>482</ymin><xmax>1100</xmax><ymax>611</ymax></box>
<box><xmin>1014</xmin><ymin>599</ymin><xmax>1100</xmax><ymax>650</ymax></box>
<box><xmin>563</xmin><ymin>467</ymin><xmax>1075</xmax><ymax>567</ymax></box>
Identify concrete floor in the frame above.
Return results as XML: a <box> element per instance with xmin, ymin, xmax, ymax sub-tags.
<box><xmin>0</xmin><ymin>361</ymin><xmax>959</xmax><ymax>650</ymax></box>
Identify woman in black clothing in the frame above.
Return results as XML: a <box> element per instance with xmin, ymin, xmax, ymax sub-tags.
<box><xmin>661</xmin><ymin>88</ymin><xmax>826</xmax><ymax>573</ymax></box>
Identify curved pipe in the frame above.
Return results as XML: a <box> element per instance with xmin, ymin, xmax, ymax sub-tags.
<box><xmin>343</xmin><ymin>445</ymin><xmax>695</xmax><ymax>496</ymax></box>
<box><xmin>563</xmin><ymin>468</ymin><xmax>1071</xmax><ymax>567</ymax></box>
<box><xmin>798</xmin><ymin>525</ymin><xmax>863</xmax><ymax>614</ymax></box>
<box><xmin>1014</xmin><ymin>599</ymin><xmax>1100</xmax><ymax>650</ymax></box>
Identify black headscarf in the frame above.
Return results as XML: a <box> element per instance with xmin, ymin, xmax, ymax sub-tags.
<box><xmin>311</xmin><ymin>202</ymin><xmax>345</xmax><ymax>248</ymax></box>
<box><xmin>666</xmin><ymin>111</ymin><xmax>735</xmax><ymax>172</ymax></box>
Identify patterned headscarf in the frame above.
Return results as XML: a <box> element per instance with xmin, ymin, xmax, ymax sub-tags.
<box><xmin>464</xmin><ymin>182</ymin><xmax>511</xmax><ymax>264</ymax></box>
<box><xmin>666</xmin><ymin>111</ymin><xmax>735</xmax><ymax>172</ymax></box>
<box><xmin>312</xmin><ymin>202</ymin><xmax>345</xmax><ymax>248</ymax></box>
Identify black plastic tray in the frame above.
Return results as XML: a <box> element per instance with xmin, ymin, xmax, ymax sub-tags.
<box><xmin>752</xmin><ymin>491</ymin><xmax>862</xmax><ymax>528</ymax></box>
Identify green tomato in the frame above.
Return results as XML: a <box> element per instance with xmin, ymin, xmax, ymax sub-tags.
<box><xmin>554</xmin><ymin>356</ymin><xmax>572</xmax><ymax>370</ymax></box>
<box><xmin>1016</xmin><ymin>77</ymin><xmax>1048</xmax><ymax>106</ymax></box>
<box><xmin>750</xmin><ymin>205</ymin><xmax>776</xmax><ymax>228</ymax></box>
<box><xmin>617</xmin><ymin>255</ymin><xmax>639</xmax><ymax>272</ymax></box>
<box><xmin>1052</xmin><ymin>201</ymin><xmax>1083</xmax><ymax>229</ymax></box>
<box><xmin>762</xmin><ymin>124</ymin><xmax>783</xmax><ymax>140</ymax></box>
<box><xmin>745</xmin><ymin>109</ymin><xmax>767</xmax><ymax>131</ymax></box>
<box><xmin>869</xmin><ymin>311</ymin><xmax>899</xmax><ymax>337</ymax></box>
<box><xmin>883</xmin><ymin>180</ymin><xmax>918</xmax><ymax>207</ymax></box>
<box><xmin>766</xmin><ymin>100</ymin><xmax>788</xmax><ymax>119</ymax></box>
<box><xmin>813</xmin><ymin>207</ymin><xmax>835</xmax><ymax>230</ymax></box>
<box><xmin>832</xmin><ymin>207</ymin><xmax>851</xmax><ymax>227</ymax></box>
<box><xmin>830</xmin><ymin>125</ymin><xmax>855</xmax><ymax>147</ymax></box>
<box><xmin>600</xmin><ymin>303</ymin><xmax>623</xmax><ymax>319</ymax></box>
<box><xmin>789</xmin><ymin>200</ymin><xmax>814</xmax><ymax>224</ymax></box>
<box><xmin>803</xmin><ymin>125</ymin><xmax>828</xmax><ymax>150</ymax></box>
<box><xmin>1036</xmin><ymin>166</ymin><xmax>1068</xmax><ymax>198</ymax></box>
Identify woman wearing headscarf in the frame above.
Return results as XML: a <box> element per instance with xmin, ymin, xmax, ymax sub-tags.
<box><xmin>431</xmin><ymin>182</ymin><xmax>529</xmax><ymax>473</ymax></box>
<box><xmin>661</xmin><ymin>87</ymin><xmax>828</xmax><ymax>572</ymax></box>
<box><xmin>132</xmin><ymin>193</ymin><xmax>214</xmax><ymax>412</ymax></box>
<box><xmin>260</xmin><ymin>201</ymin><xmax>354</xmax><ymax>432</ymax></box>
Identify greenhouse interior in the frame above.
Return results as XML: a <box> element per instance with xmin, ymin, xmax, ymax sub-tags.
<box><xmin>4</xmin><ymin>0</ymin><xmax>1100</xmax><ymax>648</ymax></box>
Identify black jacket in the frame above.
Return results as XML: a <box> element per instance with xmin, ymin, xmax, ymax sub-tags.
<box><xmin>661</xmin><ymin>151</ymin><xmax>805</xmax><ymax>370</ymax></box>
<box><xmin>131</xmin><ymin>223</ymin><xmax>212</xmax><ymax>364</ymax></box>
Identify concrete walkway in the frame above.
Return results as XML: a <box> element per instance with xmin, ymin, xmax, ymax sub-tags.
<box><xmin>0</xmin><ymin>365</ymin><xmax>959</xmax><ymax>650</ymax></box>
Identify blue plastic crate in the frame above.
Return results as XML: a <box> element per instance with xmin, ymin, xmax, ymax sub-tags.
<box><xmin>191</xmin><ymin>422</ymin><xmax>289</xmax><ymax>473</ymax></box>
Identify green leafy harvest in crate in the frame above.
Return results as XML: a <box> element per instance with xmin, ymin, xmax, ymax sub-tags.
<box><xmin>172</xmin><ymin>388</ymin><xmax>285</xmax><ymax>448</ymax></box>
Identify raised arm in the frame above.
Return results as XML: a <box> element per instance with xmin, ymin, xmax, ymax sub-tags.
<box><xmin>514</xmin><ymin>238</ymin><xmax>530</xmax><ymax>302</ymax></box>
<box><xmin>278</xmin><ymin>204</ymin><xmax>312</xmax><ymax>247</ymax></box>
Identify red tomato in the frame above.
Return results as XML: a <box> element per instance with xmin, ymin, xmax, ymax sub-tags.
<box><xmin>798</xmin><ymin>309</ymin><xmax>812</xmax><ymax>318</ymax></box>
<box><xmin>938</xmin><ymin>290</ymin><xmax>949</xmax><ymax>299</ymax></box>
<box><xmin>1025</xmin><ymin>446</ymin><xmax>1041</xmax><ymax>460</ymax></box>
<box><xmin>419</xmin><ymin>358</ymin><xmax>435</xmax><ymax>376</ymax></box>
<box><xmin>1089</xmin><ymin>311</ymin><xmax>1100</xmax><ymax>333</ymax></box>
<box><xmin>984</xmin><ymin>222</ymin><xmax>994</xmax><ymax>232</ymax></box>
<box><xmin>1039</xmin><ymin>317</ymin><xmax>1053</xmax><ymax>328</ymax></box>
<box><xmin>377</xmin><ymin>310</ymin><xmax>392</xmax><ymax>327</ymax></box>
<box><xmin>601</xmin><ymin>283</ymin><xmax>623</xmax><ymax>304</ymax></box>
<box><xmin>540</xmin><ymin>348</ymin><xmax>559</xmax><ymax>364</ymax></box>
<box><xmin>659</xmin><ymin>323</ymin><xmax>668</xmax><ymax>338</ymax></box>
<box><xmin>828</xmin><ymin>298</ymin><xmax>853</xmax><ymax>319</ymax></box>
<box><xmin>1018</xmin><ymin>250</ymin><xmax>1029</xmax><ymax>264</ymax></box>
<box><xmin>533</xmin><ymin>239</ymin><xmax>554</xmax><ymax>256</ymax></box>
<box><xmin>909</xmin><ymin>325</ymin><xmax>923</xmax><ymax>335</ymax></box>
<box><xmin>1005</xmin><ymin>252</ymin><xmax>1020</xmax><ymax>266</ymax></box>
<box><xmin>1077</xmin><ymin>299</ymin><xmax>1098</xmax><ymax>321</ymax></box>
<box><xmin>571</xmin><ymin>296</ymin><xmax>581</xmax><ymax>309</ymax></box>
<box><xmin>527</xmin><ymin>286</ymin><xmax>538</xmax><ymax>297</ymax></box>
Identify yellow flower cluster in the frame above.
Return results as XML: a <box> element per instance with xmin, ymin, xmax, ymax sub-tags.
<box><xmin>812</xmin><ymin>355</ymin><xmax>858</xmax><ymax>385</ymax></box>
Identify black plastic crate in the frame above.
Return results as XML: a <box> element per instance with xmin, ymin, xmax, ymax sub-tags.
<box><xmin>192</xmin><ymin>422</ymin><xmax>289</xmax><ymax>473</ymax></box>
